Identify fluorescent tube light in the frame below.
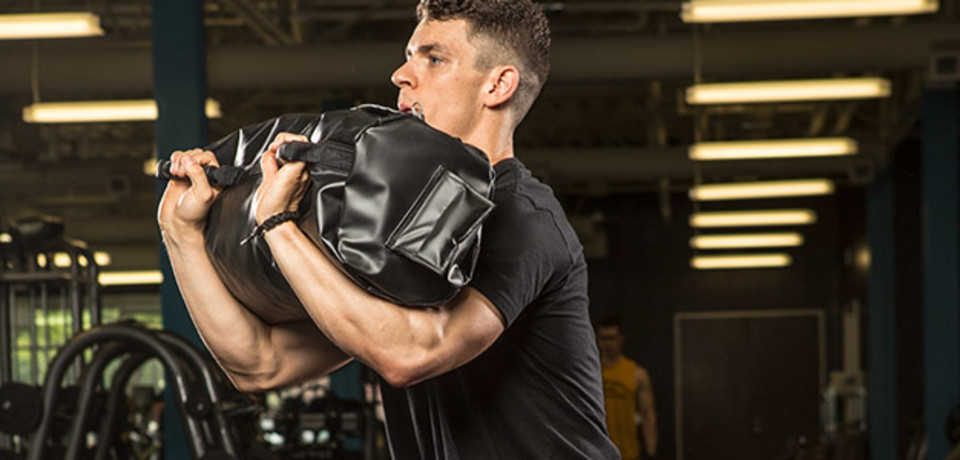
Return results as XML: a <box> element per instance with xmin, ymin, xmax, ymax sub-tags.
<box><xmin>690</xmin><ymin>179</ymin><xmax>834</xmax><ymax>201</ymax></box>
<box><xmin>682</xmin><ymin>0</ymin><xmax>938</xmax><ymax>23</ymax></box>
<box><xmin>98</xmin><ymin>270</ymin><xmax>163</xmax><ymax>286</ymax></box>
<box><xmin>0</xmin><ymin>12</ymin><xmax>104</xmax><ymax>39</ymax></box>
<box><xmin>690</xmin><ymin>210</ymin><xmax>817</xmax><ymax>227</ymax></box>
<box><xmin>692</xmin><ymin>253</ymin><xmax>793</xmax><ymax>269</ymax></box>
<box><xmin>690</xmin><ymin>138</ymin><xmax>857</xmax><ymax>161</ymax></box>
<box><xmin>691</xmin><ymin>232</ymin><xmax>804</xmax><ymax>249</ymax></box>
<box><xmin>23</xmin><ymin>99</ymin><xmax>222</xmax><ymax>123</ymax></box>
<box><xmin>687</xmin><ymin>78</ymin><xmax>891</xmax><ymax>104</ymax></box>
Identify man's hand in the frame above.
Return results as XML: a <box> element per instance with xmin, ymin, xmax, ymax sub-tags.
<box><xmin>255</xmin><ymin>133</ymin><xmax>311</xmax><ymax>225</ymax></box>
<box><xmin>157</xmin><ymin>149</ymin><xmax>221</xmax><ymax>243</ymax></box>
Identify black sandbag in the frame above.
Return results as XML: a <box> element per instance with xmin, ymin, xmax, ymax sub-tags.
<box><xmin>194</xmin><ymin>105</ymin><xmax>495</xmax><ymax>324</ymax></box>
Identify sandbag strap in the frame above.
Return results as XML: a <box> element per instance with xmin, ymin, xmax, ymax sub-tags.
<box><xmin>277</xmin><ymin>141</ymin><xmax>354</xmax><ymax>175</ymax></box>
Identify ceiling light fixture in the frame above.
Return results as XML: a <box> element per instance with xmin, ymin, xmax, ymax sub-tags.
<box><xmin>98</xmin><ymin>270</ymin><xmax>163</xmax><ymax>286</ymax></box>
<box><xmin>0</xmin><ymin>12</ymin><xmax>104</xmax><ymax>40</ymax></box>
<box><xmin>23</xmin><ymin>99</ymin><xmax>222</xmax><ymax>123</ymax></box>
<box><xmin>690</xmin><ymin>138</ymin><xmax>858</xmax><ymax>161</ymax></box>
<box><xmin>691</xmin><ymin>253</ymin><xmax>793</xmax><ymax>269</ymax></box>
<box><xmin>687</xmin><ymin>78</ymin><xmax>891</xmax><ymax>105</ymax></box>
<box><xmin>691</xmin><ymin>232</ymin><xmax>804</xmax><ymax>249</ymax></box>
<box><xmin>682</xmin><ymin>0</ymin><xmax>938</xmax><ymax>23</ymax></box>
<box><xmin>690</xmin><ymin>179</ymin><xmax>835</xmax><ymax>201</ymax></box>
<box><xmin>690</xmin><ymin>210</ymin><xmax>817</xmax><ymax>227</ymax></box>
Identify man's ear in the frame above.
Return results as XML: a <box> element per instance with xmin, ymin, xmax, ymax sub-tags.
<box><xmin>483</xmin><ymin>65</ymin><xmax>520</xmax><ymax>109</ymax></box>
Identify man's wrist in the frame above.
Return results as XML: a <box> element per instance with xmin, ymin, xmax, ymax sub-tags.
<box><xmin>244</xmin><ymin>211</ymin><xmax>300</xmax><ymax>246</ymax></box>
<box><xmin>262</xmin><ymin>220</ymin><xmax>300</xmax><ymax>242</ymax></box>
<box><xmin>160</xmin><ymin>223</ymin><xmax>206</xmax><ymax>250</ymax></box>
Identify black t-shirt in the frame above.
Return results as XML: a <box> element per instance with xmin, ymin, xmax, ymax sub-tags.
<box><xmin>379</xmin><ymin>158</ymin><xmax>619</xmax><ymax>460</ymax></box>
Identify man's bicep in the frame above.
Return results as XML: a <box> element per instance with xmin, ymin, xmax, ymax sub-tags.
<box><xmin>637</xmin><ymin>368</ymin><xmax>655</xmax><ymax>410</ymax></box>
<box><xmin>264</xmin><ymin>320</ymin><xmax>353</xmax><ymax>389</ymax></box>
<box><xmin>417</xmin><ymin>288</ymin><xmax>504</xmax><ymax>380</ymax></box>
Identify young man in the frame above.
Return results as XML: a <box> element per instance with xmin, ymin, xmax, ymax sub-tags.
<box><xmin>158</xmin><ymin>1</ymin><xmax>618</xmax><ymax>458</ymax></box>
<box><xmin>597</xmin><ymin>317</ymin><xmax>658</xmax><ymax>460</ymax></box>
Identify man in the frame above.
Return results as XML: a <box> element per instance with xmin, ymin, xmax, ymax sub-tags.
<box><xmin>158</xmin><ymin>0</ymin><xmax>619</xmax><ymax>458</ymax></box>
<box><xmin>596</xmin><ymin>316</ymin><xmax>658</xmax><ymax>460</ymax></box>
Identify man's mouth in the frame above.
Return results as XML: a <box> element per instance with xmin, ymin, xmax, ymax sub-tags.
<box><xmin>397</xmin><ymin>101</ymin><xmax>425</xmax><ymax>121</ymax></box>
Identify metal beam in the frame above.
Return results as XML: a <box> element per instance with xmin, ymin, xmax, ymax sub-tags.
<box><xmin>521</xmin><ymin>146</ymin><xmax>877</xmax><ymax>185</ymax></box>
<box><xmin>1</xmin><ymin>22</ymin><xmax>958</xmax><ymax>96</ymax></box>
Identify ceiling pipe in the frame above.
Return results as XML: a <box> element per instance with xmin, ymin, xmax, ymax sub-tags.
<box><xmin>0</xmin><ymin>22</ymin><xmax>955</xmax><ymax>96</ymax></box>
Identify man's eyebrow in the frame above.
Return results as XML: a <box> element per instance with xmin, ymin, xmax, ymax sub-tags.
<box><xmin>406</xmin><ymin>42</ymin><xmax>449</xmax><ymax>57</ymax></box>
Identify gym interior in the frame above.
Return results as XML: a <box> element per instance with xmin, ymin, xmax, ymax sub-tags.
<box><xmin>1</xmin><ymin>1</ymin><xmax>959</xmax><ymax>459</ymax></box>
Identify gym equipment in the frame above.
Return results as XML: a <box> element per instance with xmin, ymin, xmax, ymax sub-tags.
<box><xmin>1</xmin><ymin>217</ymin><xmax>102</xmax><ymax>455</ymax></box>
<box><xmin>24</xmin><ymin>323</ymin><xmax>255</xmax><ymax>459</ymax></box>
<box><xmin>258</xmin><ymin>370</ymin><xmax>383</xmax><ymax>460</ymax></box>
<box><xmin>0</xmin><ymin>382</ymin><xmax>43</xmax><ymax>435</ymax></box>
<box><xmin>1</xmin><ymin>217</ymin><xmax>102</xmax><ymax>384</ymax></box>
<box><xmin>157</xmin><ymin>105</ymin><xmax>495</xmax><ymax>323</ymax></box>
<box><xmin>1</xmin><ymin>319</ymin><xmax>387</xmax><ymax>459</ymax></box>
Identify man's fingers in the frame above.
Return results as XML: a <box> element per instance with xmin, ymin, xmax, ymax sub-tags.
<box><xmin>260</xmin><ymin>149</ymin><xmax>279</xmax><ymax>179</ymax></box>
<box><xmin>182</xmin><ymin>157</ymin><xmax>214</xmax><ymax>201</ymax></box>
<box><xmin>169</xmin><ymin>149</ymin><xmax>219</xmax><ymax>178</ymax></box>
<box><xmin>169</xmin><ymin>151</ymin><xmax>183</xmax><ymax>177</ymax></box>
<box><xmin>185</xmin><ymin>149</ymin><xmax>220</xmax><ymax>168</ymax></box>
<box><xmin>277</xmin><ymin>161</ymin><xmax>306</xmax><ymax>180</ymax></box>
<box><xmin>267</xmin><ymin>132</ymin><xmax>310</xmax><ymax>155</ymax></box>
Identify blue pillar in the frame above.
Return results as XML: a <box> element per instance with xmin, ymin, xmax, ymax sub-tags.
<box><xmin>152</xmin><ymin>1</ymin><xmax>208</xmax><ymax>458</ymax></box>
<box><xmin>868</xmin><ymin>168</ymin><xmax>897</xmax><ymax>460</ymax></box>
<box><xmin>923</xmin><ymin>86</ymin><xmax>960</xmax><ymax>460</ymax></box>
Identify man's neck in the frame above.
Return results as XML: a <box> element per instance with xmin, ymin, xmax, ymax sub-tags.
<box><xmin>460</xmin><ymin>113</ymin><xmax>516</xmax><ymax>165</ymax></box>
<box><xmin>601</xmin><ymin>354</ymin><xmax>621</xmax><ymax>368</ymax></box>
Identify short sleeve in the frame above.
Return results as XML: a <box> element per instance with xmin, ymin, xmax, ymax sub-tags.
<box><xmin>469</xmin><ymin>195</ymin><xmax>568</xmax><ymax>327</ymax></box>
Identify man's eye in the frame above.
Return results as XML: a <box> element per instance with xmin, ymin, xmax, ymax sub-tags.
<box><xmin>429</xmin><ymin>55</ymin><xmax>443</xmax><ymax>65</ymax></box>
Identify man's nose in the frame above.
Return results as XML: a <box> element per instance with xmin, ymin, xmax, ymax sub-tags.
<box><xmin>391</xmin><ymin>62</ymin><xmax>415</xmax><ymax>89</ymax></box>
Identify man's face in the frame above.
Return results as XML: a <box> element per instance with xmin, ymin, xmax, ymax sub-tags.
<box><xmin>391</xmin><ymin>19</ymin><xmax>488</xmax><ymax>140</ymax></box>
<box><xmin>596</xmin><ymin>325</ymin><xmax>623</xmax><ymax>359</ymax></box>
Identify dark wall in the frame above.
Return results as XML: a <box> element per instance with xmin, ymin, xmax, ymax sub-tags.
<box><xmin>583</xmin><ymin>190</ymin><xmax>855</xmax><ymax>459</ymax></box>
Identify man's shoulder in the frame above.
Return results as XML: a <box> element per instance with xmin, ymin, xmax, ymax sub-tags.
<box><xmin>620</xmin><ymin>356</ymin><xmax>645</xmax><ymax>373</ymax></box>
<box><xmin>490</xmin><ymin>159</ymin><xmax>578</xmax><ymax>246</ymax></box>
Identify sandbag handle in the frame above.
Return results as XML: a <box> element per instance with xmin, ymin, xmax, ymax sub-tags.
<box><xmin>155</xmin><ymin>160</ymin><xmax>244</xmax><ymax>188</ymax></box>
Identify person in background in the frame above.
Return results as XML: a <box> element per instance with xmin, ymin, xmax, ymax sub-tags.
<box><xmin>597</xmin><ymin>315</ymin><xmax>658</xmax><ymax>459</ymax></box>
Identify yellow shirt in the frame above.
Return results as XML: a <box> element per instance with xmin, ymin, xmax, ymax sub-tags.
<box><xmin>602</xmin><ymin>356</ymin><xmax>640</xmax><ymax>460</ymax></box>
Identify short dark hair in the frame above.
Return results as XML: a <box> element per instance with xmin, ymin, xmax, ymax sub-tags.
<box><xmin>596</xmin><ymin>315</ymin><xmax>622</xmax><ymax>330</ymax></box>
<box><xmin>416</xmin><ymin>0</ymin><xmax>551</xmax><ymax>123</ymax></box>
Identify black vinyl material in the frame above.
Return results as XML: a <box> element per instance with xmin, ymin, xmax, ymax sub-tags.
<box><xmin>194</xmin><ymin>105</ymin><xmax>495</xmax><ymax>323</ymax></box>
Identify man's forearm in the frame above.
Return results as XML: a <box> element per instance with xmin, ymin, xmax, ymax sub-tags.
<box><xmin>643</xmin><ymin>413</ymin><xmax>657</xmax><ymax>456</ymax></box>
<box><xmin>263</xmin><ymin>221</ymin><xmax>448</xmax><ymax>385</ymax></box>
<box><xmin>163</xmin><ymin>230</ymin><xmax>280</xmax><ymax>389</ymax></box>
